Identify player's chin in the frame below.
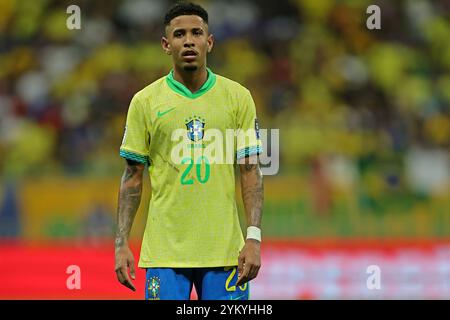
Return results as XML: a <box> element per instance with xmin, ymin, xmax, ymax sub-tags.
<box><xmin>182</xmin><ymin>62</ymin><xmax>198</xmax><ymax>72</ymax></box>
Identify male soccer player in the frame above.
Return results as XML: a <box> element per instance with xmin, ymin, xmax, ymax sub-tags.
<box><xmin>115</xmin><ymin>2</ymin><xmax>264</xmax><ymax>300</ymax></box>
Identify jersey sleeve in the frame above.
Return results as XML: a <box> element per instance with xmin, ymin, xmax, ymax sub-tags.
<box><xmin>119</xmin><ymin>94</ymin><xmax>150</xmax><ymax>165</ymax></box>
<box><xmin>235</xmin><ymin>89</ymin><xmax>263</xmax><ymax>160</ymax></box>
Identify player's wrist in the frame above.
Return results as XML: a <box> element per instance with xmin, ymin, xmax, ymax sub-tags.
<box><xmin>246</xmin><ymin>226</ymin><xmax>261</xmax><ymax>242</ymax></box>
<box><xmin>245</xmin><ymin>238</ymin><xmax>261</xmax><ymax>247</ymax></box>
<box><xmin>115</xmin><ymin>236</ymin><xmax>129</xmax><ymax>248</ymax></box>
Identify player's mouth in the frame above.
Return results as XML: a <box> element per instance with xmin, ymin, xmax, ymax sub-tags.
<box><xmin>182</xmin><ymin>50</ymin><xmax>198</xmax><ymax>61</ymax></box>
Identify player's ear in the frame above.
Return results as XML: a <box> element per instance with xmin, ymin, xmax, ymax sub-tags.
<box><xmin>161</xmin><ymin>36</ymin><xmax>171</xmax><ymax>55</ymax></box>
<box><xmin>207</xmin><ymin>33</ymin><xmax>214</xmax><ymax>53</ymax></box>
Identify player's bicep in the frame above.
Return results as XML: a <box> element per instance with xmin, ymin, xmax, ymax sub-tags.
<box><xmin>121</xmin><ymin>159</ymin><xmax>145</xmax><ymax>184</ymax></box>
<box><xmin>237</xmin><ymin>154</ymin><xmax>259</xmax><ymax>166</ymax></box>
<box><xmin>125</xmin><ymin>158</ymin><xmax>144</xmax><ymax>167</ymax></box>
<box><xmin>238</xmin><ymin>156</ymin><xmax>262</xmax><ymax>178</ymax></box>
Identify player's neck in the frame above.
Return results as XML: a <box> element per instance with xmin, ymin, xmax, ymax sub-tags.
<box><xmin>172</xmin><ymin>66</ymin><xmax>208</xmax><ymax>94</ymax></box>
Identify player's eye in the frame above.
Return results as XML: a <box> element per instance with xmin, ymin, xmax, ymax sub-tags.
<box><xmin>193</xmin><ymin>30</ymin><xmax>203</xmax><ymax>36</ymax></box>
<box><xmin>174</xmin><ymin>31</ymin><xmax>184</xmax><ymax>37</ymax></box>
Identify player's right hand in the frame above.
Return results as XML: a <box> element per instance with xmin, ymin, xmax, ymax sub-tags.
<box><xmin>115</xmin><ymin>244</ymin><xmax>136</xmax><ymax>291</ymax></box>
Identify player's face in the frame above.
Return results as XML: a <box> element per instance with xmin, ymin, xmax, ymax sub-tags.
<box><xmin>162</xmin><ymin>15</ymin><xmax>213</xmax><ymax>72</ymax></box>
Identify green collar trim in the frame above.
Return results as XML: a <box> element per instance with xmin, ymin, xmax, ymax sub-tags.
<box><xmin>166</xmin><ymin>68</ymin><xmax>216</xmax><ymax>99</ymax></box>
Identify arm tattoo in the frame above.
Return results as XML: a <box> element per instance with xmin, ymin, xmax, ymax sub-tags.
<box><xmin>244</xmin><ymin>163</ymin><xmax>256</xmax><ymax>171</ymax></box>
<box><xmin>240</xmin><ymin>161</ymin><xmax>264</xmax><ymax>228</ymax></box>
<box><xmin>116</xmin><ymin>161</ymin><xmax>144</xmax><ymax>248</ymax></box>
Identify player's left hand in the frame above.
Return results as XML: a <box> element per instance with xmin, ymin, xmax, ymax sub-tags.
<box><xmin>236</xmin><ymin>239</ymin><xmax>261</xmax><ymax>286</ymax></box>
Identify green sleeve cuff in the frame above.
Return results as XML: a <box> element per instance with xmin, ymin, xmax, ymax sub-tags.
<box><xmin>236</xmin><ymin>145</ymin><xmax>263</xmax><ymax>160</ymax></box>
<box><xmin>119</xmin><ymin>149</ymin><xmax>150</xmax><ymax>165</ymax></box>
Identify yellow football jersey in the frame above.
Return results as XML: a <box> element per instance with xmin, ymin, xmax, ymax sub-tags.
<box><xmin>120</xmin><ymin>68</ymin><xmax>262</xmax><ymax>268</ymax></box>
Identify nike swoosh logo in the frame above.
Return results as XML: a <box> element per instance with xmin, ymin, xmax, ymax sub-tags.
<box><xmin>230</xmin><ymin>295</ymin><xmax>246</xmax><ymax>300</ymax></box>
<box><xmin>157</xmin><ymin>107</ymin><xmax>175</xmax><ymax>117</ymax></box>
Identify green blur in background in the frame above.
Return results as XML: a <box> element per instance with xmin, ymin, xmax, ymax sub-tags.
<box><xmin>0</xmin><ymin>0</ymin><xmax>449</xmax><ymax>241</ymax></box>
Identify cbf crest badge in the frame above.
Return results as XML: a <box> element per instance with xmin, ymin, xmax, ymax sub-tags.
<box><xmin>185</xmin><ymin>115</ymin><xmax>206</xmax><ymax>142</ymax></box>
<box><xmin>147</xmin><ymin>276</ymin><xmax>161</xmax><ymax>300</ymax></box>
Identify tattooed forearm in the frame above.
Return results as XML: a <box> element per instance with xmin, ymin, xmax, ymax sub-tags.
<box><xmin>116</xmin><ymin>161</ymin><xmax>145</xmax><ymax>248</ymax></box>
<box><xmin>239</xmin><ymin>159</ymin><xmax>264</xmax><ymax>228</ymax></box>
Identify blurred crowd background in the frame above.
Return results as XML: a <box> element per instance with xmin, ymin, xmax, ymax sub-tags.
<box><xmin>0</xmin><ymin>0</ymin><xmax>449</xmax><ymax>240</ymax></box>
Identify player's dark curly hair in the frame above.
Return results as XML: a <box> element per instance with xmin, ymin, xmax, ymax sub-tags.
<box><xmin>164</xmin><ymin>2</ymin><xmax>209</xmax><ymax>26</ymax></box>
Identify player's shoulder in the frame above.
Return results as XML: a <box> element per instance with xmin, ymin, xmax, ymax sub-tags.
<box><xmin>132</xmin><ymin>76</ymin><xmax>167</xmax><ymax>103</ymax></box>
<box><xmin>214</xmin><ymin>73</ymin><xmax>251</xmax><ymax>97</ymax></box>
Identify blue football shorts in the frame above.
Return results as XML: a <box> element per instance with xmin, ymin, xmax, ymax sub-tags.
<box><xmin>145</xmin><ymin>266</ymin><xmax>250</xmax><ymax>300</ymax></box>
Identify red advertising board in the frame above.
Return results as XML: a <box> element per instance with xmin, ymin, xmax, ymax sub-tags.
<box><xmin>0</xmin><ymin>239</ymin><xmax>449</xmax><ymax>299</ymax></box>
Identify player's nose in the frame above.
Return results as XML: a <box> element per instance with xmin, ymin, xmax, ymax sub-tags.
<box><xmin>184</xmin><ymin>35</ymin><xmax>194</xmax><ymax>47</ymax></box>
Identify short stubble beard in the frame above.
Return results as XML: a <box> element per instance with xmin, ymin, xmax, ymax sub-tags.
<box><xmin>183</xmin><ymin>65</ymin><xmax>198</xmax><ymax>72</ymax></box>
